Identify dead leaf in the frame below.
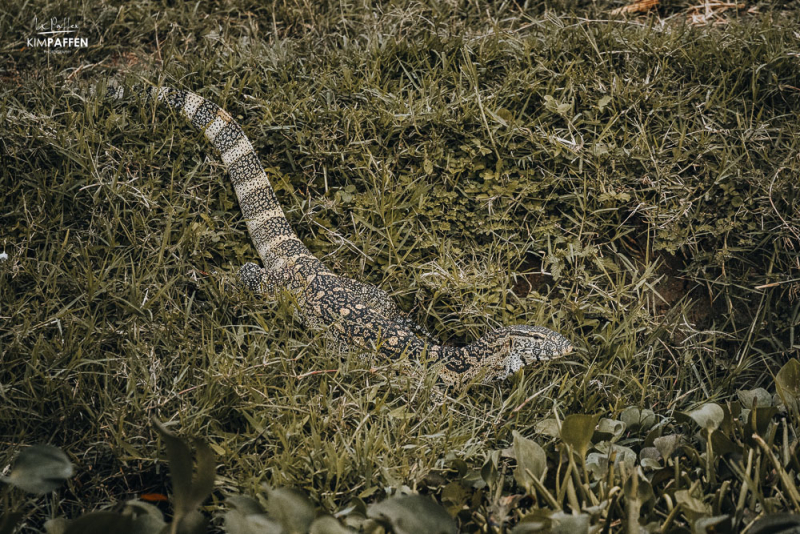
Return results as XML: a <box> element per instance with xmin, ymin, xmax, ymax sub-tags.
<box><xmin>611</xmin><ymin>0</ymin><xmax>659</xmax><ymax>15</ymax></box>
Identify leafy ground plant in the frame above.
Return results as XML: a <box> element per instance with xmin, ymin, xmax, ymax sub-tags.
<box><xmin>5</xmin><ymin>360</ymin><xmax>800</xmax><ymax>532</ymax></box>
<box><xmin>2</xmin><ymin>419</ymin><xmax>458</xmax><ymax>534</ymax></box>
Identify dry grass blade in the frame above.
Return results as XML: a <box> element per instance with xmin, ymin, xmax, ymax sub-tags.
<box><xmin>0</xmin><ymin>0</ymin><xmax>798</xmax><ymax>532</ymax></box>
<box><xmin>686</xmin><ymin>1</ymin><xmax>746</xmax><ymax>25</ymax></box>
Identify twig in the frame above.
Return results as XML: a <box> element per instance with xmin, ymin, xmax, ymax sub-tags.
<box><xmin>296</xmin><ymin>369</ymin><xmax>338</xmax><ymax>379</ymax></box>
<box><xmin>755</xmin><ymin>278</ymin><xmax>800</xmax><ymax>290</ymax></box>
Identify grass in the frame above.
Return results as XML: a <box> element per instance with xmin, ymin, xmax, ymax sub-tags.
<box><xmin>1</xmin><ymin>0</ymin><xmax>799</xmax><ymax>531</ymax></box>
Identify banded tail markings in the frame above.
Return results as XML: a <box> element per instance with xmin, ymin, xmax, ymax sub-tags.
<box><xmin>221</xmin><ymin>136</ymin><xmax>255</xmax><ymax>166</ymax></box>
<box><xmin>227</xmin><ymin>152</ymin><xmax>264</xmax><ymax>186</ymax></box>
<box><xmin>146</xmin><ymin>86</ymin><xmax>312</xmax><ymax>271</ymax></box>
<box><xmin>190</xmin><ymin>100</ymin><xmax>219</xmax><ymax>130</ymax></box>
<box><xmin>211</xmin><ymin>122</ymin><xmax>245</xmax><ymax>153</ymax></box>
<box><xmin>181</xmin><ymin>92</ymin><xmax>205</xmax><ymax>122</ymax></box>
<box><xmin>203</xmin><ymin>116</ymin><xmax>229</xmax><ymax>142</ymax></box>
<box><xmin>230</xmin><ymin>171</ymin><xmax>273</xmax><ymax>202</ymax></box>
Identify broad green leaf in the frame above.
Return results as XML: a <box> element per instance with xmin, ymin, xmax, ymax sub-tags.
<box><xmin>595</xmin><ymin>418</ymin><xmax>626</xmax><ymax>442</ymax></box>
<box><xmin>595</xmin><ymin>442</ymin><xmax>636</xmax><ymax>472</ymax></box>
<box><xmin>643</xmin><ymin>426</ymin><xmax>663</xmax><ymax>448</ymax></box>
<box><xmin>639</xmin><ymin>410</ymin><xmax>657</xmax><ymax>430</ymax></box>
<box><xmin>560</xmin><ymin>414</ymin><xmax>600</xmax><ymax>459</ymax></box>
<box><xmin>440</xmin><ymin>481</ymin><xmax>469</xmax><ymax>516</ymax></box>
<box><xmin>481</xmin><ymin>456</ymin><xmax>498</xmax><ymax>487</ymax></box>
<box><xmin>513</xmin><ymin>511</ymin><xmax>589</xmax><ymax>534</ymax></box>
<box><xmin>745</xmin><ymin>407</ymin><xmax>779</xmax><ymax>444</ymax></box>
<box><xmin>44</xmin><ymin>518</ymin><xmax>70</xmax><ymax>534</ymax></box>
<box><xmin>223</xmin><ymin>495</ymin><xmax>280</xmax><ymax>534</ymax></box>
<box><xmin>533</xmin><ymin>418</ymin><xmax>560</xmax><ymax>438</ymax></box>
<box><xmin>585</xmin><ymin>453</ymin><xmax>609</xmax><ymax>480</ymax></box>
<box><xmin>615</xmin><ymin>445</ymin><xmax>637</xmax><ymax>472</ymax></box>
<box><xmin>623</xmin><ymin>471</ymin><xmax>655</xmax><ymax>507</ymax></box>
<box><xmin>510</xmin><ymin>509</ymin><xmax>551</xmax><ymax>533</ymax></box>
<box><xmin>119</xmin><ymin>500</ymin><xmax>166</xmax><ymax>534</ymax></box>
<box><xmin>674</xmin><ymin>490</ymin><xmax>709</xmax><ymax>512</ymax></box>
<box><xmin>223</xmin><ymin>510</ymin><xmax>283</xmax><ymax>534</ymax></box>
<box><xmin>639</xmin><ymin>447</ymin><xmax>660</xmax><ymax>462</ymax></box>
<box><xmin>687</xmin><ymin>403</ymin><xmax>724</xmax><ymax>432</ymax></box>
<box><xmin>620</xmin><ymin>407</ymin><xmax>641</xmax><ymax>429</ymax></box>
<box><xmin>718</xmin><ymin>403</ymin><xmax>735</xmax><ymax>436</ymax></box>
<box><xmin>440</xmin><ymin>482</ymin><xmax>469</xmax><ymax>507</ymax></box>
<box><xmin>653</xmin><ymin>435</ymin><xmax>681</xmax><ymax>460</ymax></box>
<box><xmin>695</xmin><ymin>515</ymin><xmax>733</xmax><ymax>534</ymax></box>
<box><xmin>462</xmin><ymin>469</ymin><xmax>486</xmax><ymax>490</ymax></box>
<box><xmin>640</xmin><ymin>458</ymin><xmax>661</xmax><ymax>471</ymax></box>
<box><xmin>227</xmin><ymin>495</ymin><xmax>266</xmax><ymax>516</ymax></box>
<box><xmin>174</xmin><ymin>510</ymin><xmax>208</xmax><ymax>534</ymax></box>
<box><xmin>449</xmin><ymin>459</ymin><xmax>468</xmax><ymax>477</ymax></box>
<box><xmin>736</xmin><ymin>388</ymin><xmax>772</xmax><ymax>408</ymax></box>
<box><xmin>710</xmin><ymin>431</ymin><xmax>742</xmax><ymax>456</ymax></box>
<box><xmin>188</xmin><ymin>440</ymin><xmax>216</xmax><ymax>510</ymax></box>
<box><xmin>551</xmin><ymin>512</ymin><xmax>590</xmax><ymax>534</ymax></box>
<box><xmin>620</xmin><ymin>407</ymin><xmax>657</xmax><ymax>431</ymax></box>
<box><xmin>309</xmin><ymin>516</ymin><xmax>354</xmax><ymax>534</ymax></box>
<box><xmin>740</xmin><ymin>408</ymin><xmax>751</xmax><ymax>424</ymax></box>
<box><xmin>367</xmin><ymin>495</ymin><xmax>457</xmax><ymax>534</ymax></box>
<box><xmin>265</xmin><ymin>487</ymin><xmax>315</xmax><ymax>534</ymax></box>
<box><xmin>674</xmin><ymin>490</ymin><xmax>711</xmax><ymax>522</ymax></box>
<box><xmin>63</xmin><ymin>512</ymin><xmax>131</xmax><ymax>534</ymax></box>
<box><xmin>4</xmin><ymin>445</ymin><xmax>73</xmax><ymax>494</ymax></box>
<box><xmin>152</xmin><ymin>419</ymin><xmax>215</xmax><ymax>516</ymax></box>
<box><xmin>152</xmin><ymin>419</ymin><xmax>193</xmax><ymax>512</ymax></box>
<box><xmin>776</xmin><ymin>359</ymin><xmax>800</xmax><ymax>411</ymax></box>
<box><xmin>512</xmin><ymin>431</ymin><xmax>547</xmax><ymax>492</ymax></box>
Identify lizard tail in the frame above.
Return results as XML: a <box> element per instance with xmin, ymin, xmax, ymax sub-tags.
<box><xmin>141</xmin><ymin>85</ymin><xmax>314</xmax><ymax>275</ymax></box>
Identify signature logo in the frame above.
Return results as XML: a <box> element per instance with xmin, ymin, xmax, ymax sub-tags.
<box><xmin>26</xmin><ymin>16</ymin><xmax>88</xmax><ymax>49</ymax></box>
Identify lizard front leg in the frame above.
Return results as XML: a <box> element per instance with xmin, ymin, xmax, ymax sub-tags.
<box><xmin>237</xmin><ymin>262</ymin><xmax>288</xmax><ymax>295</ymax></box>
